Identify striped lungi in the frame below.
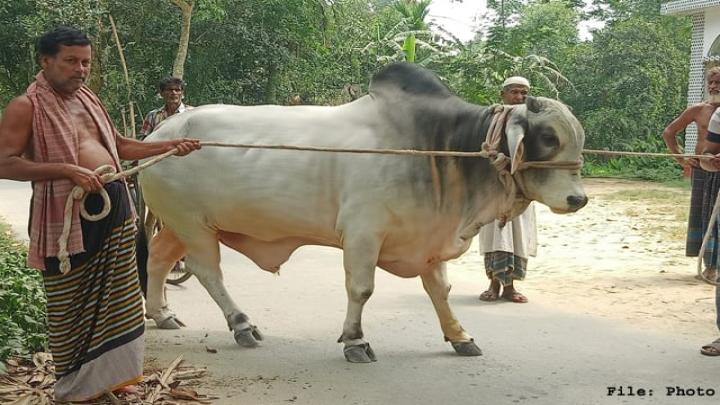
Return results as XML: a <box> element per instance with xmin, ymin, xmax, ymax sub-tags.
<box><xmin>700</xmin><ymin>171</ymin><xmax>720</xmax><ymax>270</ymax></box>
<box><xmin>483</xmin><ymin>251</ymin><xmax>528</xmax><ymax>286</ymax></box>
<box><xmin>42</xmin><ymin>181</ymin><xmax>144</xmax><ymax>402</ymax></box>
<box><xmin>686</xmin><ymin>167</ymin><xmax>706</xmax><ymax>257</ymax></box>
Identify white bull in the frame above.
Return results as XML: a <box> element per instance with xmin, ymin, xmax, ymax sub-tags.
<box><xmin>139</xmin><ymin>63</ymin><xmax>587</xmax><ymax>362</ymax></box>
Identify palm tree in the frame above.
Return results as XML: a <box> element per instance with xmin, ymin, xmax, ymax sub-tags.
<box><xmin>392</xmin><ymin>0</ymin><xmax>432</xmax><ymax>62</ymax></box>
<box><xmin>392</xmin><ymin>0</ymin><xmax>432</xmax><ymax>30</ymax></box>
<box><xmin>361</xmin><ymin>0</ymin><xmax>449</xmax><ymax>64</ymax></box>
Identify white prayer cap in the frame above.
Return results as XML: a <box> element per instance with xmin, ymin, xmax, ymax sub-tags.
<box><xmin>502</xmin><ymin>76</ymin><xmax>531</xmax><ymax>89</ymax></box>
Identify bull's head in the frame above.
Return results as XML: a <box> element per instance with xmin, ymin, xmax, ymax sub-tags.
<box><xmin>505</xmin><ymin>96</ymin><xmax>588</xmax><ymax>214</ymax></box>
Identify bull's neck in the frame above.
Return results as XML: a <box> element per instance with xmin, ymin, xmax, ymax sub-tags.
<box><xmin>438</xmin><ymin>102</ymin><xmax>521</xmax><ymax>238</ymax></box>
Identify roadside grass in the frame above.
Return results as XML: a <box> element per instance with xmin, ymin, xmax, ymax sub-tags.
<box><xmin>0</xmin><ymin>220</ymin><xmax>47</xmax><ymax>367</ymax></box>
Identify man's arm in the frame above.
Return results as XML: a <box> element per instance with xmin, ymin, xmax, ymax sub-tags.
<box><xmin>0</xmin><ymin>96</ymin><xmax>104</xmax><ymax>191</ymax></box>
<box><xmin>115</xmin><ymin>135</ymin><xmax>200</xmax><ymax>161</ymax></box>
<box><xmin>662</xmin><ymin>106</ymin><xmax>699</xmax><ymax>167</ymax></box>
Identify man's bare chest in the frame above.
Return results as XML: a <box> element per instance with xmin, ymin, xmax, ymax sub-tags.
<box><xmin>65</xmin><ymin>98</ymin><xmax>103</xmax><ymax>143</ymax></box>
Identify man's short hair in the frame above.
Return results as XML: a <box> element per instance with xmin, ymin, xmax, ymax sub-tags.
<box><xmin>158</xmin><ymin>77</ymin><xmax>185</xmax><ymax>92</ymax></box>
<box><xmin>37</xmin><ymin>27</ymin><xmax>91</xmax><ymax>57</ymax></box>
<box><xmin>707</xmin><ymin>66</ymin><xmax>720</xmax><ymax>80</ymax></box>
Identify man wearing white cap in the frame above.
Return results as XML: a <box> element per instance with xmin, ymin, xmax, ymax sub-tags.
<box><xmin>477</xmin><ymin>76</ymin><xmax>536</xmax><ymax>303</ymax></box>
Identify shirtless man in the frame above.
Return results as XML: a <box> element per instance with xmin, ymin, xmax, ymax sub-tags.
<box><xmin>0</xmin><ymin>34</ymin><xmax>199</xmax><ymax>190</ymax></box>
<box><xmin>663</xmin><ymin>66</ymin><xmax>720</xmax><ymax>283</ymax></box>
<box><xmin>0</xmin><ymin>27</ymin><xmax>199</xmax><ymax>401</ymax></box>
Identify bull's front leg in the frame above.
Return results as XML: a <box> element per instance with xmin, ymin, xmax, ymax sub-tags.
<box><xmin>421</xmin><ymin>263</ymin><xmax>482</xmax><ymax>356</ymax></box>
<box><xmin>338</xmin><ymin>234</ymin><xmax>381</xmax><ymax>363</ymax></box>
<box><xmin>182</xmin><ymin>230</ymin><xmax>264</xmax><ymax>348</ymax></box>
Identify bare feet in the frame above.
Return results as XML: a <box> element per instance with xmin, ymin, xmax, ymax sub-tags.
<box><xmin>695</xmin><ymin>268</ymin><xmax>717</xmax><ymax>282</ymax></box>
<box><xmin>113</xmin><ymin>385</ymin><xmax>140</xmax><ymax>395</ymax></box>
<box><xmin>111</xmin><ymin>384</ymin><xmax>141</xmax><ymax>402</ymax></box>
<box><xmin>479</xmin><ymin>280</ymin><xmax>501</xmax><ymax>301</ymax></box>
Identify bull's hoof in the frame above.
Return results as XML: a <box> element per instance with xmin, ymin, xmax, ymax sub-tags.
<box><xmin>451</xmin><ymin>340</ymin><xmax>482</xmax><ymax>356</ymax></box>
<box><xmin>234</xmin><ymin>325</ymin><xmax>263</xmax><ymax>348</ymax></box>
<box><xmin>343</xmin><ymin>343</ymin><xmax>377</xmax><ymax>363</ymax></box>
<box><xmin>156</xmin><ymin>316</ymin><xmax>185</xmax><ymax>330</ymax></box>
<box><xmin>250</xmin><ymin>325</ymin><xmax>264</xmax><ymax>341</ymax></box>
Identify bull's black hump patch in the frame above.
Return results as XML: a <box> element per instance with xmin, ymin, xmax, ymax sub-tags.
<box><xmin>370</xmin><ymin>62</ymin><xmax>452</xmax><ymax>98</ymax></box>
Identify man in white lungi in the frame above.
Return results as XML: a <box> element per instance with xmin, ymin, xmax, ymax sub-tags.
<box><xmin>478</xmin><ymin>76</ymin><xmax>536</xmax><ymax>303</ymax></box>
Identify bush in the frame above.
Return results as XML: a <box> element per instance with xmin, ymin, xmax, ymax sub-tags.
<box><xmin>582</xmin><ymin>132</ymin><xmax>684</xmax><ymax>183</ymax></box>
<box><xmin>0</xmin><ymin>222</ymin><xmax>47</xmax><ymax>364</ymax></box>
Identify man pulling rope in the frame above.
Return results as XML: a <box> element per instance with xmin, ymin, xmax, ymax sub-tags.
<box><xmin>0</xmin><ymin>27</ymin><xmax>200</xmax><ymax>402</ymax></box>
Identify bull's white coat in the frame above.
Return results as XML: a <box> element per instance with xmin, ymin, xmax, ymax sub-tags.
<box><xmin>139</xmin><ymin>63</ymin><xmax>587</xmax><ymax>361</ymax></box>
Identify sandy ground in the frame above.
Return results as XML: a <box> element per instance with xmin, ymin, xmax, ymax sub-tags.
<box><xmin>453</xmin><ymin>178</ymin><xmax>717</xmax><ymax>338</ymax></box>
<box><xmin>1</xmin><ymin>178</ymin><xmax>719</xmax><ymax>405</ymax></box>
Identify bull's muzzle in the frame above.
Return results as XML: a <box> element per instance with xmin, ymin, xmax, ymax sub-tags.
<box><xmin>566</xmin><ymin>194</ymin><xmax>588</xmax><ymax>211</ymax></box>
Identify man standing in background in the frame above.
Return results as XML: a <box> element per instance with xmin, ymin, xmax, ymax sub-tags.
<box><xmin>478</xmin><ymin>76</ymin><xmax>536</xmax><ymax>303</ymax></box>
<box><xmin>140</xmin><ymin>76</ymin><xmax>193</xmax><ymax>139</ymax></box>
<box><xmin>662</xmin><ymin>66</ymin><xmax>720</xmax><ymax>283</ymax></box>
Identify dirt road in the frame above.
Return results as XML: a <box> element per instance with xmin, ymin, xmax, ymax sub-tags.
<box><xmin>1</xmin><ymin>178</ymin><xmax>718</xmax><ymax>405</ymax></box>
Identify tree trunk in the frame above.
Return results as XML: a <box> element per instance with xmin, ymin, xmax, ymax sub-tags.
<box><xmin>88</xmin><ymin>0</ymin><xmax>109</xmax><ymax>93</ymax></box>
<box><xmin>171</xmin><ymin>0</ymin><xmax>194</xmax><ymax>79</ymax></box>
<box><xmin>87</xmin><ymin>18</ymin><xmax>106</xmax><ymax>94</ymax></box>
<box><xmin>264</xmin><ymin>64</ymin><xmax>278</xmax><ymax>104</ymax></box>
<box><xmin>109</xmin><ymin>15</ymin><xmax>135</xmax><ymax>138</ymax></box>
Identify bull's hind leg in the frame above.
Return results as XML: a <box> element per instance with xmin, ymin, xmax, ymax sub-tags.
<box><xmin>182</xmin><ymin>230</ymin><xmax>263</xmax><ymax>348</ymax></box>
<box><xmin>338</xmin><ymin>234</ymin><xmax>381</xmax><ymax>363</ymax></box>
<box><xmin>146</xmin><ymin>226</ymin><xmax>187</xmax><ymax>329</ymax></box>
<box><xmin>421</xmin><ymin>263</ymin><xmax>482</xmax><ymax>356</ymax></box>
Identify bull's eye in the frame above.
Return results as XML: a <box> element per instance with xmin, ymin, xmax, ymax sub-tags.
<box><xmin>541</xmin><ymin>132</ymin><xmax>559</xmax><ymax>148</ymax></box>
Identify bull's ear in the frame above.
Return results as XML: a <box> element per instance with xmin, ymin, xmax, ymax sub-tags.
<box><xmin>506</xmin><ymin>107</ymin><xmax>526</xmax><ymax>174</ymax></box>
<box><xmin>526</xmin><ymin>96</ymin><xmax>542</xmax><ymax>113</ymax></box>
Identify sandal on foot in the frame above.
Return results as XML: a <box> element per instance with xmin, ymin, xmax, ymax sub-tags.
<box><xmin>701</xmin><ymin>338</ymin><xmax>720</xmax><ymax>356</ymax></box>
<box><xmin>502</xmin><ymin>291</ymin><xmax>528</xmax><ymax>303</ymax></box>
<box><xmin>479</xmin><ymin>289</ymin><xmax>499</xmax><ymax>302</ymax></box>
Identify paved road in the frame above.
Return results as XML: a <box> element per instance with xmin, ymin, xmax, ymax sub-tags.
<box><xmin>1</xmin><ymin>179</ymin><xmax>718</xmax><ymax>405</ymax></box>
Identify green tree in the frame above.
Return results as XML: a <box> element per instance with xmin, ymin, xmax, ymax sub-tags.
<box><xmin>565</xmin><ymin>14</ymin><xmax>690</xmax><ymax>179</ymax></box>
<box><xmin>586</xmin><ymin>0</ymin><xmax>665</xmax><ymax>22</ymax></box>
<box><xmin>444</xmin><ymin>0</ymin><xmax>576</xmax><ymax>104</ymax></box>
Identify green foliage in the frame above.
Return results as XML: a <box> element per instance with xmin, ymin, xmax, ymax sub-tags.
<box><xmin>438</xmin><ymin>1</ymin><xmax>576</xmax><ymax>105</ymax></box>
<box><xmin>559</xmin><ymin>6</ymin><xmax>690</xmax><ymax>183</ymax></box>
<box><xmin>0</xmin><ymin>223</ymin><xmax>47</xmax><ymax>362</ymax></box>
<box><xmin>391</xmin><ymin>0</ymin><xmax>431</xmax><ymax>31</ymax></box>
<box><xmin>587</xmin><ymin>0</ymin><xmax>665</xmax><ymax>22</ymax></box>
<box><xmin>583</xmin><ymin>132</ymin><xmax>683</xmax><ymax>182</ymax></box>
<box><xmin>402</xmin><ymin>33</ymin><xmax>417</xmax><ymax>62</ymax></box>
<box><xmin>0</xmin><ymin>0</ymin><xmax>700</xmax><ymax>182</ymax></box>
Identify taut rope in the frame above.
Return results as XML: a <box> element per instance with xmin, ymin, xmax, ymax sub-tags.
<box><xmin>584</xmin><ymin>149</ymin><xmax>713</xmax><ymax>160</ymax></box>
<box><xmin>57</xmin><ymin>118</ymin><xmax>715</xmax><ymax>278</ymax></box>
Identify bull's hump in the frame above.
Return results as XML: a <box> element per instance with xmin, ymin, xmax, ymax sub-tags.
<box><xmin>369</xmin><ymin>62</ymin><xmax>453</xmax><ymax>99</ymax></box>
